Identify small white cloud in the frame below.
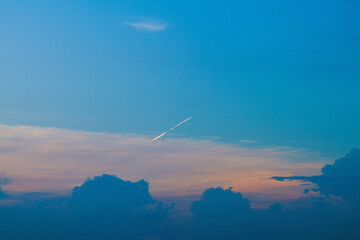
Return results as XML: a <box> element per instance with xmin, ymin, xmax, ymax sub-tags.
<box><xmin>125</xmin><ymin>21</ymin><xmax>168</xmax><ymax>31</ymax></box>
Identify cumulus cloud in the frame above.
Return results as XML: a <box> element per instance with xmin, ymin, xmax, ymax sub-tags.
<box><xmin>125</xmin><ymin>21</ymin><xmax>168</xmax><ymax>31</ymax></box>
<box><xmin>189</xmin><ymin>149</ymin><xmax>360</xmax><ymax>239</ymax></box>
<box><xmin>192</xmin><ymin>187</ymin><xmax>251</xmax><ymax>215</ymax></box>
<box><xmin>191</xmin><ymin>187</ymin><xmax>252</xmax><ymax>239</ymax></box>
<box><xmin>69</xmin><ymin>174</ymin><xmax>155</xmax><ymax>212</ymax></box>
<box><xmin>0</xmin><ymin>172</ymin><xmax>359</xmax><ymax>239</ymax></box>
<box><xmin>192</xmin><ymin>187</ymin><xmax>251</xmax><ymax>221</ymax></box>
<box><xmin>189</xmin><ymin>186</ymin><xmax>359</xmax><ymax>240</ymax></box>
<box><xmin>273</xmin><ymin>148</ymin><xmax>360</xmax><ymax>206</ymax></box>
<box><xmin>0</xmin><ymin>174</ymin><xmax>169</xmax><ymax>239</ymax></box>
<box><xmin>0</xmin><ymin>179</ymin><xmax>358</xmax><ymax>240</ymax></box>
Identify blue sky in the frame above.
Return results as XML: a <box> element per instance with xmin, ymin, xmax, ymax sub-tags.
<box><xmin>1</xmin><ymin>2</ymin><xmax>360</xmax><ymax>239</ymax></box>
<box><xmin>1</xmin><ymin>0</ymin><xmax>360</xmax><ymax>156</ymax></box>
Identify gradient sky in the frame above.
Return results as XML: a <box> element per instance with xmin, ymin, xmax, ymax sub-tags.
<box><xmin>1</xmin><ymin>0</ymin><xmax>359</xmax><ymax>154</ymax></box>
<box><xmin>0</xmin><ymin>0</ymin><xmax>360</xmax><ymax>200</ymax></box>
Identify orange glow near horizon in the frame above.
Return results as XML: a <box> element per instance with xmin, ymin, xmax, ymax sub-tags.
<box><xmin>0</xmin><ymin>124</ymin><xmax>327</xmax><ymax>200</ymax></box>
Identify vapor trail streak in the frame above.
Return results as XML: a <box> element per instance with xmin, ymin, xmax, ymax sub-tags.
<box><xmin>151</xmin><ymin>132</ymin><xmax>166</xmax><ymax>142</ymax></box>
<box><xmin>168</xmin><ymin>117</ymin><xmax>193</xmax><ymax>131</ymax></box>
<box><xmin>151</xmin><ymin>117</ymin><xmax>192</xmax><ymax>142</ymax></box>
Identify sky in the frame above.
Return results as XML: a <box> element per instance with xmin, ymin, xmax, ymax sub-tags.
<box><xmin>1</xmin><ymin>0</ymin><xmax>359</xmax><ymax>155</ymax></box>
<box><xmin>0</xmin><ymin>0</ymin><xmax>360</xmax><ymax>208</ymax></box>
<box><xmin>0</xmin><ymin>1</ymin><xmax>360</xmax><ymax>239</ymax></box>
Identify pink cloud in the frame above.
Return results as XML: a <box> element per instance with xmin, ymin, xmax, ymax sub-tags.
<box><xmin>0</xmin><ymin>124</ymin><xmax>327</xmax><ymax>199</ymax></box>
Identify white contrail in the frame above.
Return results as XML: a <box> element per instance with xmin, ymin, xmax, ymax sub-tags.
<box><xmin>151</xmin><ymin>116</ymin><xmax>192</xmax><ymax>142</ymax></box>
<box><xmin>168</xmin><ymin>116</ymin><xmax>192</xmax><ymax>131</ymax></box>
<box><xmin>151</xmin><ymin>132</ymin><xmax>166</xmax><ymax>142</ymax></box>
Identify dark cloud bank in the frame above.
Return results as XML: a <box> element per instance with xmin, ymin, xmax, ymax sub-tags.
<box><xmin>1</xmin><ymin>149</ymin><xmax>360</xmax><ymax>239</ymax></box>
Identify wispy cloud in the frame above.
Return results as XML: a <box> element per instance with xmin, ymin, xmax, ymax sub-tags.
<box><xmin>0</xmin><ymin>124</ymin><xmax>327</xmax><ymax>199</ymax></box>
<box><xmin>125</xmin><ymin>21</ymin><xmax>168</xmax><ymax>31</ymax></box>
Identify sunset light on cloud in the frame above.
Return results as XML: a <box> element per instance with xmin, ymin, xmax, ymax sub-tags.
<box><xmin>0</xmin><ymin>124</ymin><xmax>324</xmax><ymax>199</ymax></box>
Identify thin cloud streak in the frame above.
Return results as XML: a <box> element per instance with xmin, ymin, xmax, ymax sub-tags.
<box><xmin>168</xmin><ymin>117</ymin><xmax>192</xmax><ymax>131</ymax></box>
<box><xmin>125</xmin><ymin>21</ymin><xmax>168</xmax><ymax>31</ymax></box>
<box><xmin>151</xmin><ymin>117</ymin><xmax>192</xmax><ymax>141</ymax></box>
<box><xmin>151</xmin><ymin>132</ymin><xmax>166</xmax><ymax>142</ymax></box>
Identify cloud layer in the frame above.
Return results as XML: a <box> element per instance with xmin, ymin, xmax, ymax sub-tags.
<box><xmin>0</xmin><ymin>124</ymin><xmax>326</xmax><ymax>202</ymax></box>
<box><xmin>0</xmin><ymin>148</ymin><xmax>359</xmax><ymax>239</ymax></box>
